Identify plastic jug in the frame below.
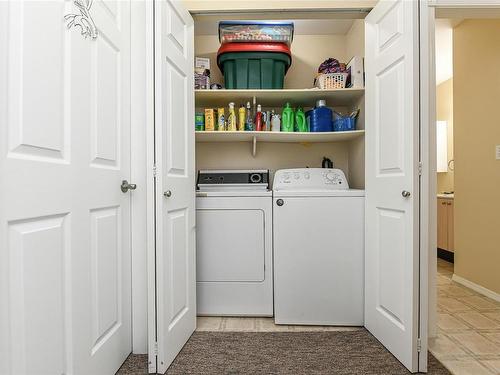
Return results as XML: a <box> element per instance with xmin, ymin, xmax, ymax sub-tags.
<box><xmin>295</xmin><ymin>107</ymin><xmax>308</xmax><ymax>132</ymax></box>
<box><xmin>309</xmin><ymin>99</ymin><xmax>333</xmax><ymax>132</ymax></box>
<box><xmin>281</xmin><ymin>102</ymin><xmax>294</xmax><ymax>132</ymax></box>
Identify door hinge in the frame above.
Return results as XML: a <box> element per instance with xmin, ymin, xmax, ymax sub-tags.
<box><xmin>418</xmin><ymin>162</ymin><xmax>423</xmax><ymax>176</ymax></box>
<box><xmin>417</xmin><ymin>338</ymin><xmax>422</xmax><ymax>352</ymax></box>
<box><xmin>152</xmin><ymin>164</ymin><xmax>157</xmax><ymax>178</ymax></box>
<box><xmin>154</xmin><ymin>341</ymin><xmax>158</xmax><ymax>355</ymax></box>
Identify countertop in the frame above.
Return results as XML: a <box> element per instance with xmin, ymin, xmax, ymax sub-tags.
<box><xmin>437</xmin><ymin>193</ymin><xmax>454</xmax><ymax>199</ymax></box>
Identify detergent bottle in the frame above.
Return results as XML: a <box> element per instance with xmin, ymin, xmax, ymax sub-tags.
<box><xmin>295</xmin><ymin>107</ymin><xmax>308</xmax><ymax>132</ymax></box>
<box><xmin>238</xmin><ymin>104</ymin><xmax>246</xmax><ymax>131</ymax></box>
<box><xmin>245</xmin><ymin>101</ymin><xmax>254</xmax><ymax>131</ymax></box>
<box><xmin>271</xmin><ymin>111</ymin><xmax>281</xmax><ymax>132</ymax></box>
<box><xmin>255</xmin><ymin>104</ymin><xmax>264</xmax><ymax>131</ymax></box>
<box><xmin>227</xmin><ymin>102</ymin><xmax>237</xmax><ymax>131</ymax></box>
<box><xmin>281</xmin><ymin>102</ymin><xmax>294</xmax><ymax>132</ymax></box>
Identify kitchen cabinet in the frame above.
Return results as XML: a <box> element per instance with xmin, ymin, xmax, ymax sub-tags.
<box><xmin>437</xmin><ymin>197</ymin><xmax>454</xmax><ymax>252</ymax></box>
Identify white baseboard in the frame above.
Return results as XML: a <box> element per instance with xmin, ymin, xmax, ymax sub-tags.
<box><xmin>452</xmin><ymin>274</ymin><xmax>500</xmax><ymax>303</ymax></box>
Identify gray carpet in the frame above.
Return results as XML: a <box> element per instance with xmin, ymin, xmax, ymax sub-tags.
<box><xmin>117</xmin><ymin>331</ymin><xmax>450</xmax><ymax>374</ymax></box>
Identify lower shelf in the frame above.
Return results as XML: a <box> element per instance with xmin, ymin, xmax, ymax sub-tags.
<box><xmin>195</xmin><ymin>130</ymin><xmax>365</xmax><ymax>143</ymax></box>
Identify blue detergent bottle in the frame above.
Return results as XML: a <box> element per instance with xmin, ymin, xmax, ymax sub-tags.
<box><xmin>309</xmin><ymin>100</ymin><xmax>333</xmax><ymax>132</ymax></box>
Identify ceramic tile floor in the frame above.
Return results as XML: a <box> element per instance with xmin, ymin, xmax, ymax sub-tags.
<box><xmin>430</xmin><ymin>258</ymin><xmax>500</xmax><ymax>374</ymax></box>
<box><xmin>196</xmin><ymin>316</ymin><xmax>363</xmax><ymax>333</ymax></box>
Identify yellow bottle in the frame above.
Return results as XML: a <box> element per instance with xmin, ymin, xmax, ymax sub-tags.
<box><xmin>217</xmin><ymin>107</ymin><xmax>225</xmax><ymax>131</ymax></box>
<box><xmin>238</xmin><ymin>104</ymin><xmax>246</xmax><ymax>131</ymax></box>
<box><xmin>227</xmin><ymin>102</ymin><xmax>237</xmax><ymax>131</ymax></box>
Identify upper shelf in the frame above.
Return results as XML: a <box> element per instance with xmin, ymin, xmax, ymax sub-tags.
<box><xmin>195</xmin><ymin>88</ymin><xmax>365</xmax><ymax>108</ymax></box>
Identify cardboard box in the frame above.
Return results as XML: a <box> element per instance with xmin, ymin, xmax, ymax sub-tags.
<box><xmin>347</xmin><ymin>56</ymin><xmax>364</xmax><ymax>88</ymax></box>
<box><xmin>195</xmin><ymin>57</ymin><xmax>211</xmax><ymax>89</ymax></box>
<box><xmin>195</xmin><ymin>57</ymin><xmax>210</xmax><ymax>70</ymax></box>
<box><xmin>204</xmin><ymin>108</ymin><xmax>215</xmax><ymax>131</ymax></box>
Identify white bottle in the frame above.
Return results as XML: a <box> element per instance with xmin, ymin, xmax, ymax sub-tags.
<box><xmin>271</xmin><ymin>112</ymin><xmax>281</xmax><ymax>132</ymax></box>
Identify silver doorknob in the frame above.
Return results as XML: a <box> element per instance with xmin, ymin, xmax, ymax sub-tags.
<box><xmin>121</xmin><ymin>180</ymin><xmax>137</xmax><ymax>193</ymax></box>
<box><xmin>164</xmin><ymin>190</ymin><xmax>172</xmax><ymax>198</ymax></box>
<box><xmin>402</xmin><ymin>190</ymin><xmax>411</xmax><ymax>198</ymax></box>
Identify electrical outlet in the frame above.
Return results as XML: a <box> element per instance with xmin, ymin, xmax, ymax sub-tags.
<box><xmin>496</xmin><ymin>145</ymin><xmax>500</xmax><ymax>160</ymax></box>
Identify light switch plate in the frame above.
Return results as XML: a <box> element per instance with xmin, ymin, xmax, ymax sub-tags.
<box><xmin>496</xmin><ymin>145</ymin><xmax>500</xmax><ymax>160</ymax></box>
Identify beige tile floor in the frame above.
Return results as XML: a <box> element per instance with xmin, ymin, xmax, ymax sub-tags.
<box><xmin>196</xmin><ymin>316</ymin><xmax>362</xmax><ymax>333</ymax></box>
<box><xmin>430</xmin><ymin>258</ymin><xmax>500</xmax><ymax>374</ymax></box>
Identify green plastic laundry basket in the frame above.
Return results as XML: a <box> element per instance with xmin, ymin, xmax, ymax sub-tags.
<box><xmin>217</xmin><ymin>52</ymin><xmax>291</xmax><ymax>89</ymax></box>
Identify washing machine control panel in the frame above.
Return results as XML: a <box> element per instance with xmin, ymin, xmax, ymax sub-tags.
<box><xmin>273</xmin><ymin>168</ymin><xmax>349</xmax><ymax>190</ymax></box>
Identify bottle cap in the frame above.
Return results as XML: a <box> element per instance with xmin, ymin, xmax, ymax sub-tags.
<box><xmin>316</xmin><ymin>99</ymin><xmax>326</xmax><ymax>107</ymax></box>
<box><xmin>257</xmin><ymin>104</ymin><xmax>262</xmax><ymax>111</ymax></box>
<box><xmin>229</xmin><ymin>102</ymin><xmax>234</xmax><ymax>108</ymax></box>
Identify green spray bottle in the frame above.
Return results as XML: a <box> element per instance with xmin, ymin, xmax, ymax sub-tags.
<box><xmin>295</xmin><ymin>107</ymin><xmax>308</xmax><ymax>132</ymax></box>
<box><xmin>281</xmin><ymin>102</ymin><xmax>294</xmax><ymax>132</ymax></box>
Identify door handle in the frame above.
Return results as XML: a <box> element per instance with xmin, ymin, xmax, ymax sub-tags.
<box><xmin>164</xmin><ymin>190</ymin><xmax>172</xmax><ymax>198</ymax></box>
<box><xmin>121</xmin><ymin>180</ymin><xmax>137</xmax><ymax>193</ymax></box>
<box><xmin>402</xmin><ymin>190</ymin><xmax>411</xmax><ymax>198</ymax></box>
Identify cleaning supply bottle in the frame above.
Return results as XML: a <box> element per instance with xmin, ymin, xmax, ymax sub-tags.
<box><xmin>281</xmin><ymin>102</ymin><xmax>294</xmax><ymax>132</ymax></box>
<box><xmin>265</xmin><ymin>111</ymin><xmax>271</xmax><ymax>131</ymax></box>
<box><xmin>245</xmin><ymin>101</ymin><xmax>254</xmax><ymax>131</ymax></box>
<box><xmin>238</xmin><ymin>104</ymin><xmax>246</xmax><ymax>131</ymax></box>
<box><xmin>255</xmin><ymin>104</ymin><xmax>264</xmax><ymax>131</ymax></box>
<box><xmin>217</xmin><ymin>107</ymin><xmax>225</xmax><ymax>131</ymax></box>
<box><xmin>271</xmin><ymin>111</ymin><xmax>281</xmax><ymax>132</ymax></box>
<box><xmin>227</xmin><ymin>102</ymin><xmax>237</xmax><ymax>131</ymax></box>
<box><xmin>295</xmin><ymin>107</ymin><xmax>308</xmax><ymax>132</ymax></box>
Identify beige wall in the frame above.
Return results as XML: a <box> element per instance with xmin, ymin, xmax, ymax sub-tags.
<box><xmin>436</xmin><ymin>78</ymin><xmax>454</xmax><ymax>193</ymax></box>
<box><xmin>196</xmin><ymin>142</ymin><xmax>350</xmax><ymax>186</ymax></box>
<box><xmin>194</xmin><ymin>34</ymin><xmax>348</xmax><ymax>89</ymax></box>
<box><xmin>453</xmin><ymin>20</ymin><xmax>500</xmax><ymax>294</ymax></box>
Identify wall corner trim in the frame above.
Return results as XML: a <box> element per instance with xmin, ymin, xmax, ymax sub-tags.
<box><xmin>452</xmin><ymin>274</ymin><xmax>500</xmax><ymax>303</ymax></box>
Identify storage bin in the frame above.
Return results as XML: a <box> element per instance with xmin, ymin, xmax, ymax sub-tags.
<box><xmin>333</xmin><ymin>115</ymin><xmax>356</xmax><ymax>131</ymax></box>
<box><xmin>217</xmin><ymin>47</ymin><xmax>291</xmax><ymax>89</ymax></box>
<box><xmin>219</xmin><ymin>21</ymin><xmax>294</xmax><ymax>47</ymax></box>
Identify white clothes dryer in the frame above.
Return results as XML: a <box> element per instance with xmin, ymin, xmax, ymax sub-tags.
<box><xmin>196</xmin><ymin>170</ymin><xmax>273</xmax><ymax>316</ymax></box>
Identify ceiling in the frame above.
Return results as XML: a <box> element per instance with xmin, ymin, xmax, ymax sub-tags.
<box><xmin>194</xmin><ymin>19</ymin><xmax>355</xmax><ymax>36</ymax></box>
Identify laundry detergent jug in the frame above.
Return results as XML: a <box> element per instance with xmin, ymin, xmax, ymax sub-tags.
<box><xmin>308</xmin><ymin>99</ymin><xmax>333</xmax><ymax>132</ymax></box>
<box><xmin>281</xmin><ymin>102</ymin><xmax>294</xmax><ymax>132</ymax></box>
<box><xmin>295</xmin><ymin>107</ymin><xmax>308</xmax><ymax>132</ymax></box>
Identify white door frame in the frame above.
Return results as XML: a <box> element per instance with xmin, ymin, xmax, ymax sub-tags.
<box><xmin>422</xmin><ymin>0</ymin><xmax>500</xmax><ymax>364</ymax></box>
<box><xmin>130</xmin><ymin>0</ymin><xmax>155</xmax><ymax>356</ymax></box>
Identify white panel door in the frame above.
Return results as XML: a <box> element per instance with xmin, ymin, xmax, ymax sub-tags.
<box><xmin>0</xmin><ymin>1</ymin><xmax>132</xmax><ymax>374</ymax></box>
<box><xmin>154</xmin><ymin>0</ymin><xmax>196</xmax><ymax>373</ymax></box>
<box><xmin>365</xmin><ymin>0</ymin><xmax>421</xmax><ymax>372</ymax></box>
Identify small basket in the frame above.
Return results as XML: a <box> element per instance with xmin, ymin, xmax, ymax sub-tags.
<box><xmin>315</xmin><ymin>73</ymin><xmax>348</xmax><ymax>89</ymax></box>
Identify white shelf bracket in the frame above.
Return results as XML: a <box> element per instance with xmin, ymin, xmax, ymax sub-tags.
<box><xmin>252</xmin><ymin>135</ymin><xmax>257</xmax><ymax>157</ymax></box>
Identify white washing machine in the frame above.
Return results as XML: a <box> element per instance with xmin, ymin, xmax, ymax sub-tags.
<box><xmin>195</xmin><ymin>170</ymin><xmax>273</xmax><ymax>316</ymax></box>
<box><xmin>273</xmin><ymin>168</ymin><xmax>364</xmax><ymax>326</ymax></box>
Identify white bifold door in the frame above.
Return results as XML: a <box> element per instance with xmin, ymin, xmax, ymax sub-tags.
<box><xmin>153</xmin><ymin>0</ymin><xmax>196</xmax><ymax>373</ymax></box>
<box><xmin>365</xmin><ymin>0</ymin><xmax>424</xmax><ymax>373</ymax></box>
<box><xmin>0</xmin><ymin>1</ymin><xmax>133</xmax><ymax>374</ymax></box>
